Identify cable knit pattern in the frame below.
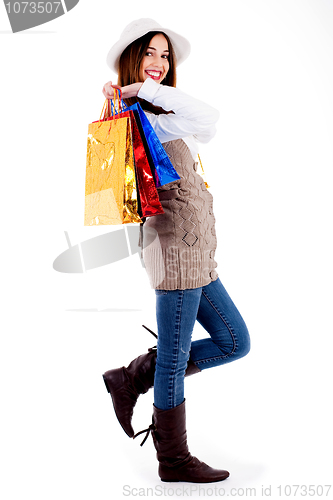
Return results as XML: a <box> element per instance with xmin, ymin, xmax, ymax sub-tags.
<box><xmin>143</xmin><ymin>139</ymin><xmax>218</xmax><ymax>290</ymax></box>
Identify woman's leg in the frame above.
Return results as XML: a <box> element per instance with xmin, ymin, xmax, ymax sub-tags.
<box><xmin>154</xmin><ymin>287</ymin><xmax>202</xmax><ymax>410</ymax></box>
<box><xmin>190</xmin><ymin>277</ymin><xmax>251</xmax><ymax>370</ymax></box>
<box><xmin>150</xmin><ymin>285</ymin><xmax>230</xmax><ymax>483</ymax></box>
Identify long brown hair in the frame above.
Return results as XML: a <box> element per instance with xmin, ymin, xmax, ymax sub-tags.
<box><xmin>117</xmin><ymin>31</ymin><xmax>176</xmax><ymax>115</ymax></box>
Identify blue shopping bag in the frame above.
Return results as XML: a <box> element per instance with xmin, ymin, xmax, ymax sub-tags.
<box><xmin>111</xmin><ymin>98</ymin><xmax>180</xmax><ymax>187</ymax></box>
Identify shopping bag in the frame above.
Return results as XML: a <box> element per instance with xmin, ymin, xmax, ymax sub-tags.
<box><xmin>92</xmin><ymin>94</ymin><xmax>164</xmax><ymax>221</ymax></box>
<box><xmin>112</xmin><ymin>106</ymin><xmax>165</xmax><ymax>219</ymax></box>
<box><xmin>124</xmin><ymin>101</ymin><xmax>181</xmax><ymax>187</ymax></box>
<box><xmin>110</xmin><ymin>98</ymin><xmax>180</xmax><ymax>187</ymax></box>
<box><xmin>84</xmin><ymin>94</ymin><xmax>163</xmax><ymax>225</ymax></box>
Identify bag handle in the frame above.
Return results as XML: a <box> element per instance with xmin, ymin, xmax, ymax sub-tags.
<box><xmin>197</xmin><ymin>154</ymin><xmax>210</xmax><ymax>189</ymax></box>
<box><xmin>94</xmin><ymin>88</ymin><xmax>124</xmax><ymax>135</ymax></box>
<box><xmin>99</xmin><ymin>87</ymin><xmax>124</xmax><ymax>122</ymax></box>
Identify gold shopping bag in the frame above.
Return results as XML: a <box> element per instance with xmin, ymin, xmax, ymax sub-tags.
<box><xmin>84</xmin><ymin>98</ymin><xmax>142</xmax><ymax>226</ymax></box>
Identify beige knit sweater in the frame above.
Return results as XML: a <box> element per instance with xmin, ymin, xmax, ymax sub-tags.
<box><xmin>142</xmin><ymin>138</ymin><xmax>218</xmax><ymax>290</ymax></box>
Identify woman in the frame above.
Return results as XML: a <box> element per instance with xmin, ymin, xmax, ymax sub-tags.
<box><xmin>102</xmin><ymin>18</ymin><xmax>251</xmax><ymax>483</ymax></box>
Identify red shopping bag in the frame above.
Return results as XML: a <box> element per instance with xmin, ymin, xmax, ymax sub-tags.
<box><xmin>99</xmin><ymin>94</ymin><xmax>164</xmax><ymax>219</ymax></box>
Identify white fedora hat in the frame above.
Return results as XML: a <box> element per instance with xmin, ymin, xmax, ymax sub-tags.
<box><xmin>106</xmin><ymin>18</ymin><xmax>191</xmax><ymax>73</ymax></box>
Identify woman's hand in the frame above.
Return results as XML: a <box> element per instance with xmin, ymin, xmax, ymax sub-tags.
<box><xmin>102</xmin><ymin>81</ymin><xmax>121</xmax><ymax>99</ymax></box>
<box><xmin>102</xmin><ymin>81</ymin><xmax>143</xmax><ymax>100</ymax></box>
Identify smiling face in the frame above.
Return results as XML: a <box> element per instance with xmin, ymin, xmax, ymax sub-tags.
<box><xmin>139</xmin><ymin>33</ymin><xmax>170</xmax><ymax>84</ymax></box>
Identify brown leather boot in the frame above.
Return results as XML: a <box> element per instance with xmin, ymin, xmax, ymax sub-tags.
<box><xmin>135</xmin><ymin>399</ymin><xmax>229</xmax><ymax>483</ymax></box>
<box><xmin>102</xmin><ymin>326</ymin><xmax>201</xmax><ymax>438</ymax></box>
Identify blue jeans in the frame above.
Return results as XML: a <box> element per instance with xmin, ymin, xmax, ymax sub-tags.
<box><xmin>154</xmin><ymin>277</ymin><xmax>251</xmax><ymax>410</ymax></box>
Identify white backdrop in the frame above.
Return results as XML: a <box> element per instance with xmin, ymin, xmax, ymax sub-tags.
<box><xmin>1</xmin><ymin>0</ymin><xmax>332</xmax><ymax>498</ymax></box>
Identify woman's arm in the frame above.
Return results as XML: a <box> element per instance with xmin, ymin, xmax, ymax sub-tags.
<box><xmin>102</xmin><ymin>79</ymin><xmax>219</xmax><ymax>144</ymax></box>
<box><xmin>138</xmin><ymin>79</ymin><xmax>219</xmax><ymax>144</ymax></box>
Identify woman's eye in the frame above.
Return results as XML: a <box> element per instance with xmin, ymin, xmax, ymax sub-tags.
<box><xmin>145</xmin><ymin>51</ymin><xmax>168</xmax><ymax>59</ymax></box>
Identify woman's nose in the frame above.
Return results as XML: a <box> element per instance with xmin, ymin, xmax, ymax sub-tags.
<box><xmin>151</xmin><ymin>56</ymin><xmax>163</xmax><ymax>67</ymax></box>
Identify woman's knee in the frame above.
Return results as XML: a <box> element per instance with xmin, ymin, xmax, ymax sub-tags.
<box><xmin>235</xmin><ymin>322</ymin><xmax>251</xmax><ymax>359</ymax></box>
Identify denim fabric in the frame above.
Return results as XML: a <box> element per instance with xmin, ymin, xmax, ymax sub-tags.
<box><xmin>154</xmin><ymin>277</ymin><xmax>250</xmax><ymax>410</ymax></box>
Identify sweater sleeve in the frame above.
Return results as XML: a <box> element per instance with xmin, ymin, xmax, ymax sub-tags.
<box><xmin>137</xmin><ymin>78</ymin><xmax>219</xmax><ymax>144</ymax></box>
